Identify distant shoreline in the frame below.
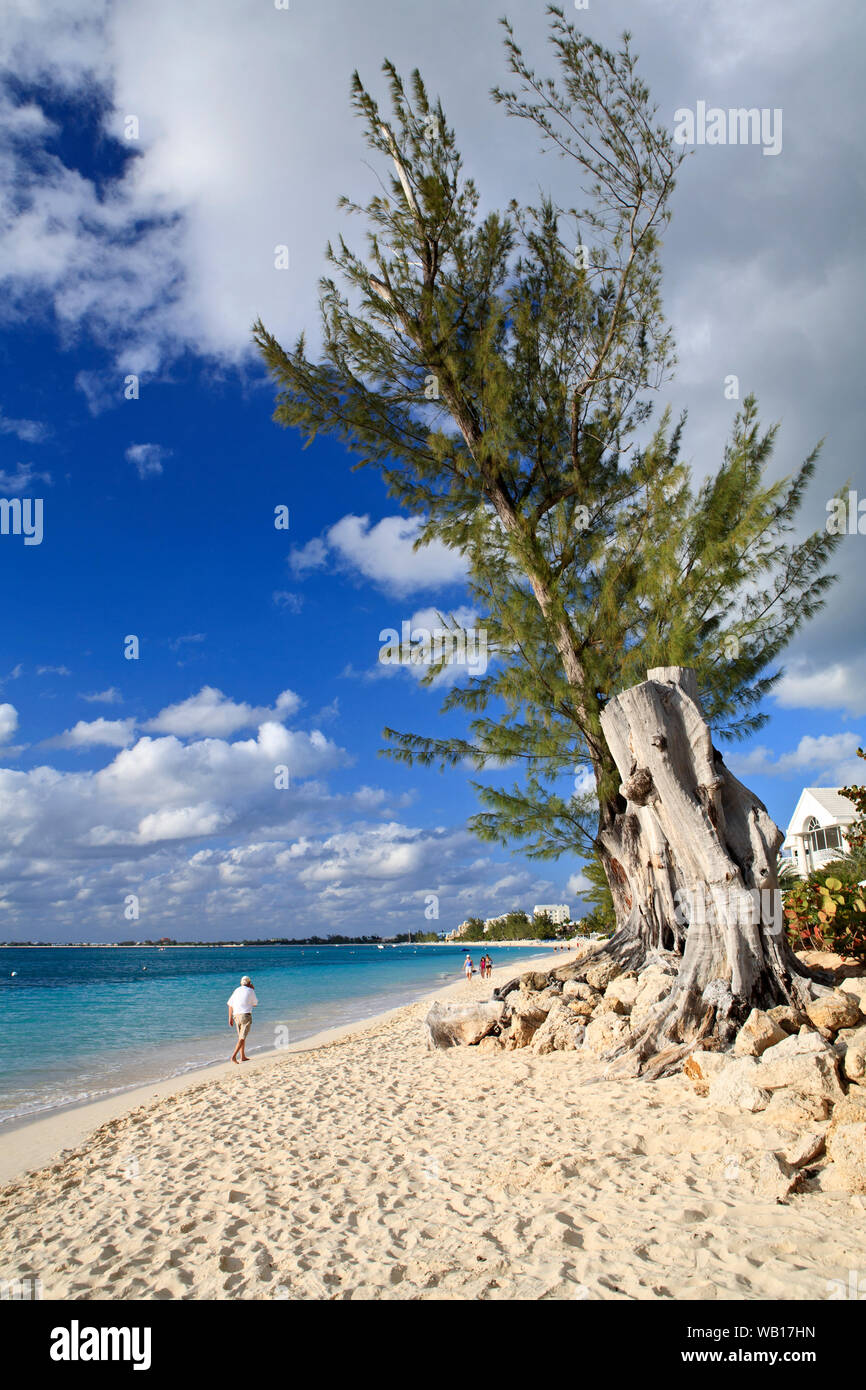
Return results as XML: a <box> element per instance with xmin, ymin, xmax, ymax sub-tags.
<box><xmin>0</xmin><ymin>938</ymin><xmax>588</xmax><ymax>949</ymax></box>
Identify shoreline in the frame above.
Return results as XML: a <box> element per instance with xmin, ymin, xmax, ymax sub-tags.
<box><xmin>0</xmin><ymin>949</ymin><xmax>566</xmax><ymax>1187</ymax></box>
<box><xmin>3</xmin><ymin>940</ymin><xmax>864</xmax><ymax>1301</ymax></box>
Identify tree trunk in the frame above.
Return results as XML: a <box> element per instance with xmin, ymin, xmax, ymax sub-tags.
<box><xmin>588</xmin><ymin>666</ymin><xmax>814</xmax><ymax>1070</ymax></box>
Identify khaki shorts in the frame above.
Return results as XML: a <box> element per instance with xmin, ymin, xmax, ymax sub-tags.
<box><xmin>234</xmin><ymin>1012</ymin><xmax>252</xmax><ymax>1040</ymax></box>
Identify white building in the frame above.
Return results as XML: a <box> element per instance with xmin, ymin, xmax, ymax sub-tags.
<box><xmin>445</xmin><ymin>920</ymin><xmax>475</xmax><ymax>941</ymax></box>
<box><xmin>781</xmin><ymin>788</ymin><xmax>857</xmax><ymax>877</ymax></box>
<box><xmin>532</xmin><ymin>904</ymin><xmax>571</xmax><ymax>926</ymax></box>
<box><xmin>483</xmin><ymin>913</ymin><xmax>511</xmax><ymax>934</ymax></box>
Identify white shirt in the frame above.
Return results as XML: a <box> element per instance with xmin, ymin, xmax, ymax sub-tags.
<box><xmin>227</xmin><ymin>986</ymin><xmax>258</xmax><ymax>1014</ymax></box>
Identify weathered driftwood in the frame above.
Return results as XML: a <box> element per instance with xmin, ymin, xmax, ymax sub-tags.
<box><xmin>593</xmin><ymin>666</ymin><xmax>814</xmax><ymax>1067</ymax></box>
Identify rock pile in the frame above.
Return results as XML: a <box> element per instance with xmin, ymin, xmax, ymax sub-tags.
<box><xmin>423</xmin><ymin>954</ymin><xmax>866</xmax><ymax>1196</ymax></box>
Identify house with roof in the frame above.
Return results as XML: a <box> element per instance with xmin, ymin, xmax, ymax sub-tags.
<box><xmin>781</xmin><ymin>788</ymin><xmax>858</xmax><ymax>877</ymax></box>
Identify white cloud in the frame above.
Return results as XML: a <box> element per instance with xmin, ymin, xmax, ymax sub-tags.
<box><xmin>0</xmin><ymin>410</ymin><xmax>48</xmax><ymax>443</ymax></box>
<box><xmin>774</xmin><ymin>657</ymin><xmax>866</xmax><ymax>718</ymax></box>
<box><xmin>566</xmin><ymin>872</ymin><xmax>592</xmax><ymax>897</ymax></box>
<box><xmin>81</xmin><ymin>687</ymin><xmax>123</xmax><ymax>704</ymax></box>
<box><xmin>327</xmin><ymin>515</ymin><xmax>467</xmax><ymax>596</ymax></box>
<box><xmin>0</xmin><ymin>463</ymin><xmax>51</xmax><ymax>492</ymax></box>
<box><xmin>0</xmin><ymin>703</ymin><xmax>18</xmax><ymax>743</ymax></box>
<box><xmin>47</xmin><ymin>717</ymin><xmax>137</xmax><ymax>749</ymax></box>
<box><xmin>126</xmin><ymin>442</ymin><xmax>169</xmax><ymax>478</ymax></box>
<box><xmin>143</xmin><ymin>685</ymin><xmax>300</xmax><ymax>737</ymax></box>
<box><xmin>272</xmin><ymin>589</ymin><xmax>303</xmax><ymax>612</ymax></box>
<box><xmin>287</xmin><ymin>538</ymin><xmax>328</xmax><ymax>576</ymax></box>
<box><xmin>727</xmin><ymin>731</ymin><xmax>864</xmax><ymax>787</ymax></box>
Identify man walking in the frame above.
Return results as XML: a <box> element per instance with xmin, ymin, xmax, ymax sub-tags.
<box><xmin>227</xmin><ymin>974</ymin><xmax>258</xmax><ymax>1063</ymax></box>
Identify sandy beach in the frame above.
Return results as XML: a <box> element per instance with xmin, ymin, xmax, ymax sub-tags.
<box><xmin>1</xmin><ymin>948</ymin><xmax>864</xmax><ymax>1301</ymax></box>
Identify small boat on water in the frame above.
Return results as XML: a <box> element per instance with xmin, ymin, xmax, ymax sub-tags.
<box><xmin>377</xmin><ymin>944</ymin><xmax>384</xmax><ymax>950</ymax></box>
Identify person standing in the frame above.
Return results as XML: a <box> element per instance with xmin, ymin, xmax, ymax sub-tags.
<box><xmin>227</xmin><ymin>974</ymin><xmax>258</xmax><ymax>1063</ymax></box>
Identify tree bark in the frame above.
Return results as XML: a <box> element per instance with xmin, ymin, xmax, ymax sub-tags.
<box><xmin>586</xmin><ymin>666</ymin><xmax>814</xmax><ymax>1069</ymax></box>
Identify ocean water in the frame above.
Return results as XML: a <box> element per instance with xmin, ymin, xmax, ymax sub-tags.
<box><xmin>0</xmin><ymin>943</ymin><xmax>545</xmax><ymax>1127</ymax></box>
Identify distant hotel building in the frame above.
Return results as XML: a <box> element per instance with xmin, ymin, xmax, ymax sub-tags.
<box><xmin>532</xmin><ymin>904</ymin><xmax>571</xmax><ymax>926</ymax></box>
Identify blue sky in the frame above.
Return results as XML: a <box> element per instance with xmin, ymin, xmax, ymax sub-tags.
<box><xmin>0</xmin><ymin>0</ymin><xmax>863</xmax><ymax>942</ymax></box>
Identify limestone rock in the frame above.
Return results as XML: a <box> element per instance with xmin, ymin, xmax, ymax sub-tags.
<box><xmin>733</xmin><ymin>1008</ymin><xmax>787</xmax><ymax>1058</ymax></box>
<box><xmin>520</xmin><ymin>971</ymin><xmax>551</xmax><ymax>992</ymax></box>
<box><xmin>754</xmin><ymin>1049</ymin><xmax>843</xmax><ymax>1101</ymax></box>
<box><xmin>778</xmin><ymin>1129</ymin><xmax>826</xmax><ymax>1170</ymax></box>
<box><xmin>582</xmin><ymin>958</ymin><xmax>622</xmax><ymax>993</ymax></box>
<box><xmin>425</xmin><ymin>999</ymin><xmax>507</xmax><ymax>1049</ymax></box>
<box><xmin>568</xmin><ymin>998</ymin><xmax>599</xmax><ymax>1019</ymax></box>
<box><xmin>504</xmin><ymin>1013</ymin><xmax>544</xmax><ymax>1048</ymax></box>
<box><xmin>753</xmin><ymin>1151</ymin><xmax>798</xmax><ymax>1202</ymax></box>
<box><xmin>529</xmin><ymin>1001</ymin><xmax>581</xmax><ymax>1054</ymax></box>
<box><xmin>630</xmin><ymin>966</ymin><xmax>675</xmax><ymax>1022</ymax></box>
<box><xmin>760</xmin><ymin>1028</ymin><xmax>836</xmax><ymax>1060</ymax></box>
<box><xmin>708</xmin><ymin>1056</ymin><xmax>770</xmax><ymax>1112</ymax></box>
<box><xmin>766</xmin><ymin>1004</ymin><xmax>808</xmax><ymax>1035</ymax></box>
<box><xmin>827</xmin><ymin>1093</ymin><xmax>866</xmax><ymax>1135</ymax></box>
<box><xmin>509</xmin><ymin>988</ymin><xmax>555</xmax><ymax>1022</ymax></box>
<box><xmin>825</xmin><ymin>1120</ymin><xmax>866</xmax><ymax>1194</ymax></box>
<box><xmin>806</xmin><ymin>991</ymin><xmax>863</xmax><ymax>1034</ymax></box>
<box><xmin>562</xmin><ymin>980</ymin><xmax>598</xmax><ymax>1001</ymax></box>
<box><xmin>582</xmin><ymin>1011</ymin><xmax>631</xmax><ymax>1056</ymax></box>
<box><xmin>838</xmin><ymin>976</ymin><xmax>866</xmax><ymax>1012</ymax></box>
<box><xmin>763</xmin><ymin>1090</ymin><xmax>832</xmax><ymax>1125</ymax></box>
<box><xmin>684</xmin><ymin>1051</ymin><xmax>732</xmax><ymax>1084</ymax></box>
<box><xmin>602</xmin><ymin>972</ymin><xmax>640</xmax><ymax>1013</ymax></box>
<box><xmin>839</xmin><ymin>1025</ymin><xmax>866</xmax><ymax>1084</ymax></box>
<box><xmin>475</xmin><ymin>1034</ymin><xmax>504</xmax><ymax>1053</ymax></box>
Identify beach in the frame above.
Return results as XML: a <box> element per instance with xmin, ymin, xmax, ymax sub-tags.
<box><xmin>1</xmin><ymin>948</ymin><xmax>864</xmax><ymax>1301</ymax></box>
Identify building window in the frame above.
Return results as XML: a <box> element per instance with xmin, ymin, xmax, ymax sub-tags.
<box><xmin>805</xmin><ymin>817</ymin><xmax>843</xmax><ymax>855</ymax></box>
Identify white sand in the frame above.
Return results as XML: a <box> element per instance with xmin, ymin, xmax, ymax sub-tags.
<box><xmin>0</xmin><ymin>949</ymin><xmax>864</xmax><ymax>1301</ymax></box>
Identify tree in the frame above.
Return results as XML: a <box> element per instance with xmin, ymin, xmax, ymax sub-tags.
<box><xmin>254</xmin><ymin>9</ymin><xmax>840</xmax><ymax>1064</ymax></box>
<box><xmin>580</xmin><ymin>853</ymin><xmax>616</xmax><ymax>934</ymax></box>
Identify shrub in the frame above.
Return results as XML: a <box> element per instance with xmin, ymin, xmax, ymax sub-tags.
<box><xmin>784</xmin><ymin>874</ymin><xmax>866</xmax><ymax>962</ymax></box>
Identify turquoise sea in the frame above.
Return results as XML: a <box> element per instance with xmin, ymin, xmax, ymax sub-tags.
<box><xmin>0</xmin><ymin>943</ymin><xmax>545</xmax><ymax>1127</ymax></box>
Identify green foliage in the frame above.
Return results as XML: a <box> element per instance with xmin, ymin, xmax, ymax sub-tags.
<box><xmin>255</xmin><ymin>8</ymin><xmax>839</xmax><ymax>882</ymax></box>
<box><xmin>784</xmin><ymin>874</ymin><xmax>866</xmax><ymax>963</ymax></box>
<box><xmin>579</xmin><ymin>853</ymin><xmax>617</xmax><ymax>933</ymax></box>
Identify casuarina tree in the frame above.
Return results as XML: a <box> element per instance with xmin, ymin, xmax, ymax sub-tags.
<box><xmin>254</xmin><ymin>8</ymin><xmax>841</xmax><ymax>1066</ymax></box>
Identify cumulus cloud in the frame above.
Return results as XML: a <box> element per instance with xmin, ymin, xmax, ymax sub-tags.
<box><xmin>773</xmin><ymin>657</ymin><xmax>866</xmax><ymax>718</ymax></box>
<box><xmin>327</xmin><ymin>515</ymin><xmax>467</xmax><ymax>596</ymax></box>
<box><xmin>727</xmin><ymin>731</ymin><xmax>864</xmax><ymax>786</ymax></box>
<box><xmin>143</xmin><ymin>686</ymin><xmax>300</xmax><ymax>737</ymax></box>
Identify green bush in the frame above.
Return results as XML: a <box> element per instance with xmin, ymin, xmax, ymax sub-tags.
<box><xmin>784</xmin><ymin>873</ymin><xmax>866</xmax><ymax>962</ymax></box>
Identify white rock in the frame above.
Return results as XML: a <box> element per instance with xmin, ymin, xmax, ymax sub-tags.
<box><xmin>708</xmin><ymin>1057</ymin><xmax>771</xmax><ymax>1112</ymax></box>
<box><xmin>733</xmin><ymin>1008</ymin><xmax>787</xmax><ymax>1057</ymax></box>
<box><xmin>754</xmin><ymin>1050</ymin><xmax>844</xmax><ymax>1101</ymax></box>
<box><xmin>582</xmin><ymin>1012</ymin><xmax>631</xmax><ymax>1056</ymax></box>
